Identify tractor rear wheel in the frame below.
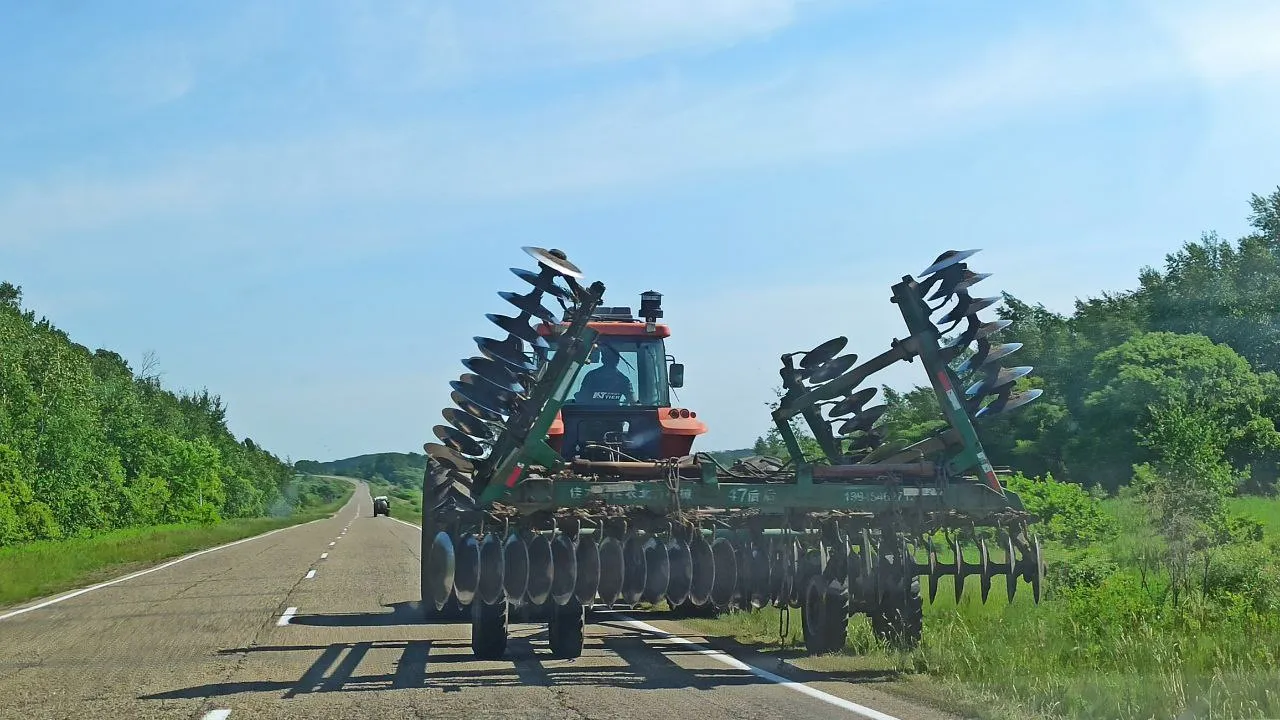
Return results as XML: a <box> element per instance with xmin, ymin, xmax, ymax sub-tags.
<box><xmin>548</xmin><ymin>598</ymin><xmax>585</xmax><ymax>659</ymax></box>
<box><xmin>871</xmin><ymin>577</ymin><xmax>923</xmax><ymax>649</ymax></box>
<box><xmin>472</xmin><ymin>600</ymin><xmax>509</xmax><ymax>659</ymax></box>
<box><xmin>801</xmin><ymin>575</ymin><xmax>849</xmax><ymax>655</ymax></box>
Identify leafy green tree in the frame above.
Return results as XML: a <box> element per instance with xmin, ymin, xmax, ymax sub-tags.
<box><xmin>1074</xmin><ymin>332</ymin><xmax>1280</xmax><ymax>492</ymax></box>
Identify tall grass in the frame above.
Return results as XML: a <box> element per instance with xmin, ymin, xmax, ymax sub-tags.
<box><xmin>686</xmin><ymin>495</ymin><xmax>1280</xmax><ymax>719</ymax></box>
<box><xmin>0</xmin><ymin>477</ymin><xmax>353</xmax><ymax>608</ymax></box>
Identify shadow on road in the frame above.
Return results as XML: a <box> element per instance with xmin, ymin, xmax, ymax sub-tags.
<box><xmin>139</xmin><ymin>619</ymin><xmax>897</xmax><ymax>704</ymax></box>
<box><xmin>289</xmin><ymin>601</ymin><xmax>464</xmax><ymax>628</ymax></box>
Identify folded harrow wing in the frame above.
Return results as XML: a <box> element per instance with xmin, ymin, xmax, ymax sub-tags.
<box><xmin>420</xmin><ymin>247</ymin><xmax>1045</xmax><ymax>660</ymax></box>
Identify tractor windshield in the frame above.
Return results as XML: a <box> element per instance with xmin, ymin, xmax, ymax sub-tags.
<box><xmin>551</xmin><ymin>336</ymin><xmax>670</xmax><ymax>407</ymax></box>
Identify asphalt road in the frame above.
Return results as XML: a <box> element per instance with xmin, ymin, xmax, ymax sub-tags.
<box><xmin>0</xmin><ymin>483</ymin><xmax>956</xmax><ymax>720</ymax></box>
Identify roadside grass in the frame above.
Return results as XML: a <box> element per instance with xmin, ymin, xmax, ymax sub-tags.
<box><xmin>682</xmin><ymin>494</ymin><xmax>1280</xmax><ymax>720</ymax></box>
<box><xmin>0</xmin><ymin>477</ymin><xmax>354</xmax><ymax>610</ymax></box>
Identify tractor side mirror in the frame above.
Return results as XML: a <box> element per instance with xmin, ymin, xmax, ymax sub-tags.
<box><xmin>668</xmin><ymin>363</ymin><xmax>685</xmax><ymax>388</ymax></box>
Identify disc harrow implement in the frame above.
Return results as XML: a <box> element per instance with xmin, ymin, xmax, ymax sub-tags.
<box><xmin>419</xmin><ymin>246</ymin><xmax>1045</xmax><ymax>659</ymax></box>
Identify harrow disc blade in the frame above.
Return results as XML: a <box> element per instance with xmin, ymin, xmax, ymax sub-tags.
<box><xmin>461</xmin><ymin>357</ymin><xmax>525</xmax><ymax>395</ymax></box>
<box><xmin>976</xmin><ymin>388</ymin><xmax>1043</xmax><ymax>418</ymax></box>
<box><xmin>503</xmin><ymin>535</ymin><xmax>529</xmax><ymax>604</ymax></box>
<box><xmin>478</xmin><ymin>533</ymin><xmax>505</xmax><ymax>606</ymax></box>
<box><xmin>442</xmin><ymin>407</ymin><xmax>494</xmax><ymax>441</ymax></box>
<box><xmin>510</xmin><ymin>267</ymin><xmax>572</xmax><ymax>300</ymax></box>
<box><xmin>828</xmin><ymin>387</ymin><xmax>878</xmax><ymax>418</ymax></box>
<box><xmin>799</xmin><ymin>336</ymin><xmax>848</xmax><ymax>370</ymax></box>
<box><xmin>525</xmin><ymin>534</ymin><xmax>553</xmax><ymax>606</ymax></box>
<box><xmin>919</xmin><ymin>249</ymin><xmax>981</xmax><ymax>277</ymax></box>
<box><xmin>522</xmin><ymin>246</ymin><xmax>584</xmax><ymax>278</ymax></box>
<box><xmin>499</xmin><ymin>290</ymin><xmax>558</xmax><ymax>324</ymax></box>
<box><xmin>925</xmin><ymin>264</ymin><xmax>972</xmax><ymax>301</ymax></box>
<box><xmin>937</xmin><ymin>295</ymin><xmax>999</xmax><ymax>327</ymax></box>
<box><xmin>836</xmin><ymin>404</ymin><xmax>888</xmax><ymax>435</ymax></box>
<box><xmin>450</xmin><ymin>379</ymin><xmax>516</xmax><ymax>419</ymax></box>
<box><xmin>734</xmin><ymin>540</ymin><xmax>754</xmax><ymax>607</ymax></box>
<box><xmin>550</xmin><ymin>534</ymin><xmax>578</xmax><ymax>606</ymax></box>
<box><xmin>982</xmin><ymin>342</ymin><xmax>1023</xmax><ymax>365</ymax></box>
<box><xmin>955</xmin><ymin>270</ymin><xmax>992</xmax><ymax>294</ymax></box>
<box><xmin>641</xmin><ymin>538</ymin><xmax>671</xmax><ymax>605</ymax></box>
<box><xmin>574</xmin><ymin>534</ymin><xmax>601</xmax><ymax>605</ymax></box>
<box><xmin>426</xmin><ymin>531</ymin><xmax>456</xmax><ymax>611</ymax></box>
<box><xmin>966</xmin><ymin>366</ymin><xmax>1034</xmax><ymax>398</ymax></box>
<box><xmin>975</xmin><ymin>319</ymin><xmax>1012</xmax><ymax>339</ymax></box>
<box><xmin>953</xmin><ymin>338</ymin><xmax>992</xmax><ymax>375</ymax></box>
<box><xmin>423</xmin><ymin>442</ymin><xmax>477</xmax><ymax>474</ymax></box>
<box><xmin>688</xmin><ymin>534</ymin><xmax>715</xmax><ymax>607</ymax></box>
<box><xmin>454</xmin><ymin>534</ymin><xmax>480</xmax><ymax>606</ymax></box>
<box><xmin>474</xmin><ymin>336</ymin><xmax>538</xmax><ymax>374</ymax></box>
<box><xmin>807</xmin><ymin>353</ymin><xmax>859</xmax><ymax>384</ymax></box>
<box><xmin>486</xmin><ymin>313</ymin><xmax>550</xmax><ymax>350</ymax></box>
<box><xmin>666</xmin><ymin>539</ymin><xmax>693</xmax><ymax>607</ymax></box>
<box><xmin>709</xmin><ymin>538</ymin><xmax>737</xmax><ymax>608</ymax></box>
<box><xmin>621</xmin><ymin>534</ymin><xmax>647</xmax><ymax>606</ymax></box>
<box><xmin>597</xmin><ymin>537</ymin><xmax>625</xmax><ymax>607</ymax></box>
<box><xmin>450</xmin><ymin>389</ymin><xmax>506</xmax><ymax>424</ymax></box>
<box><xmin>952</xmin><ymin>537</ymin><xmax>965</xmax><ymax>604</ymax></box>
<box><xmin>433</xmin><ymin>424</ymin><xmax>486</xmax><ymax>458</ymax></box>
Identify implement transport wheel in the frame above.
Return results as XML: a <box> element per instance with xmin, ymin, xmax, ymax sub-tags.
<box><xmin>871</xmin><ymin>577</ymin><xmax>923</xmax><ymax>650</ymax></box>
<box><xmin>801</xmin><ymin>575</ymin><xmax>849</xmax><ymax>655</ymax></box>
<box><xmin>547</xmin><ymin>598</ymin><xmax>585</xmax><ymax>659</ymax></box>
<box><xmin>472</xmin><ymin>600</ymin><xmax>509</xmax><ymax>660</ymax></box>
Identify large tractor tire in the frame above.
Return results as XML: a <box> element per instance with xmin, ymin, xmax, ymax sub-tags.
<box><xmin>548</xmin><ymin>598</ymin><xmax>585</xmax><ymax>659</ymax></box>
<box><xmin>870</xmin><ymin>577</ymin><xmax>923</xmax><ymax>650</ymax></box>
<box><xmin>472</xmin><ymin>600</ymin><xmax>509</xmax><ymax>660</ymax></box>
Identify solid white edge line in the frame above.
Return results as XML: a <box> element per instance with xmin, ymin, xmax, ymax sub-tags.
<box><xmin>390</xmin><ymin>518</ymin><xmax>420</xmax><ymax>530</ymax></box>
<box><xmin>0</xmin><ymin>515</ymin><xmax>333</xmax><ymax>622</ymax></box>
<box><xmin>277</xmin><ymin>606</ymin><xmax>298</xmax><ymax>626</ymax></box>
<box><xmin>620</xmin><ymin>617</ymin><xmax>903</xmax><ymax>720</ymax></box>
<box><xmin>305</xmin><ymin>570</ymin><xmax>317</xmax><ymax>579</ymax></box>
<box><xmin>202</xmin><ymin>710</ymin><xmax>232</xmax><ymax>720</ymax></box>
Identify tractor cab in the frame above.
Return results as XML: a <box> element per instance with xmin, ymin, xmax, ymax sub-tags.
<box><xmin>538</xmin><ymin>291</ymin><xmax>707</xmax><ymax>461</ymax></box>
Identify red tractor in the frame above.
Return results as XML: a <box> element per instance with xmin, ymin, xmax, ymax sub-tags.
<box><xmin>537</xmin><ymin>291</ymin><xmax>707</xmax><ymax>463</ymax></box>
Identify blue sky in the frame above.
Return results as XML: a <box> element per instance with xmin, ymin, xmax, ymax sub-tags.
<box><xmin>3</xmin><ymin>0</ymin><xmax>1279</xmax><ymax>462</ymax></box>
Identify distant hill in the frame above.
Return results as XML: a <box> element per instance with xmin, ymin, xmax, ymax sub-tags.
<box><xmin>297</xmin><ymin>447</ymin><xmax>759</xmax><ymax>485</ymax></box>
<box><xmin>295</xmin><ymin>452</ymin><xmax>426</xmax><ymax>488</ymax></box>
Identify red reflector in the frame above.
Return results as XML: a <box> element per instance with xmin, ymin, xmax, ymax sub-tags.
<box><xmin>505</xmin><ymin>464</ymin><xmax>523</xmax><ymax>487</ymax></box>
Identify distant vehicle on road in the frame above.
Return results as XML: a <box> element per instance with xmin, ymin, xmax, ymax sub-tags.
<box><xmin>373</xmin><ymin>496</ymin><xmax>390</xmax><ymax>517</ymax></box>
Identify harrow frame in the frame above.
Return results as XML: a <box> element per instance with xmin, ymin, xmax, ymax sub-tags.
<box><xmin>420</xmin><ymin>246</ymin><xmax>1045</xmax><ymax>661</ymax></box>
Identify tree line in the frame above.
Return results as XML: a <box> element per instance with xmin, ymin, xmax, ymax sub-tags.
<box><xmin>759</xmin><ymin>188</ymin><xmax>1280</xmax><ymax>502</ymax></box>
<box><xmin>0</xmin><ymin>283</ymin><xmax>295</xmax><ymax>548</ymax></box>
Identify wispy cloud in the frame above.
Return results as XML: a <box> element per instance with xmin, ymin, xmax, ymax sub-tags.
<box><xmin>3</xmin><ymin>1</ymin><xmax>1278</xmax><ymax>250</ymax></box>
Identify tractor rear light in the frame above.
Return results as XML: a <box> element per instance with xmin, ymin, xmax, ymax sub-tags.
<box><xmin>690</xmin><ymin>411</ymin><xmax>696</xmax><ymax>418</ymax></box>
<box><xmin>680</xmin><ymin>409</ymin><xmax>690</xmax><ymax>418</ymax></box>
<box><xmin>668</xmin><ymin>409</ymin><xmax>679</xmax><ymax>418</ymax></box>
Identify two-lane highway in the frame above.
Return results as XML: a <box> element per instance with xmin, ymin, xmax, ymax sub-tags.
<box><xmin>0</xmin><ymin>483</ymin><xmax>954</xmax><ymax>720</ymax></box>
